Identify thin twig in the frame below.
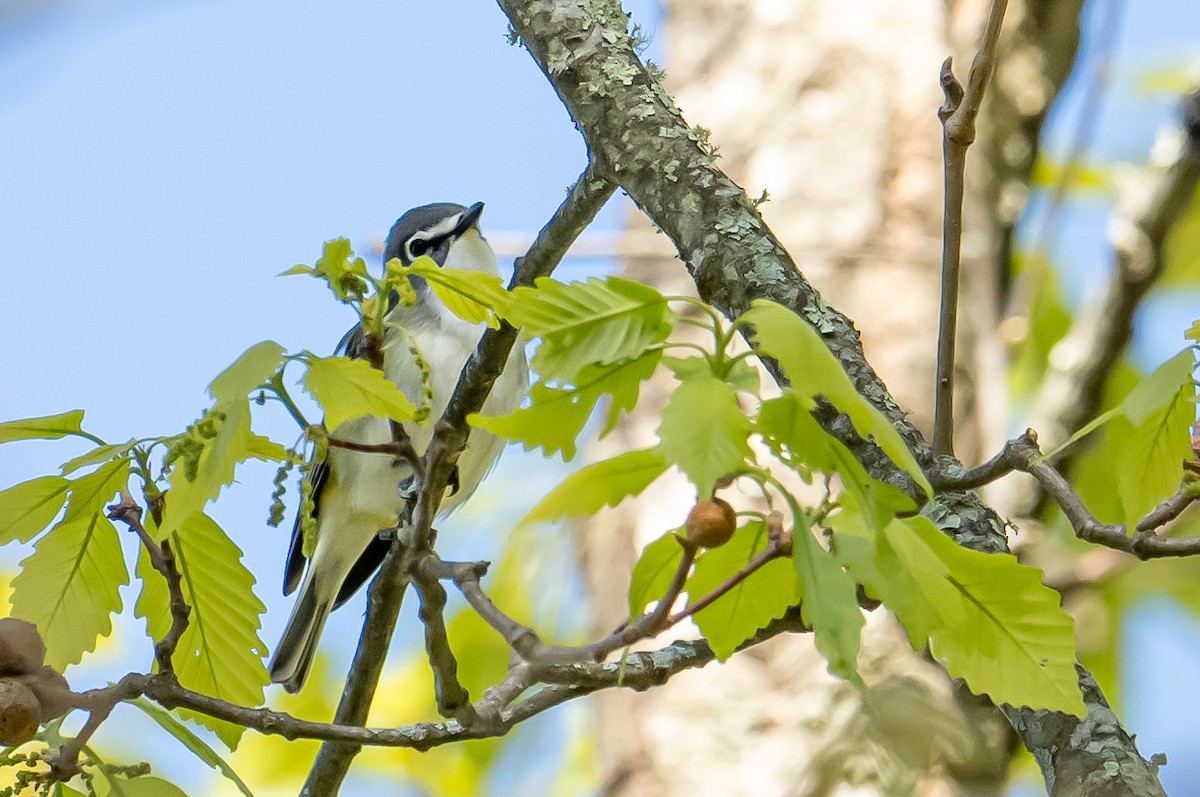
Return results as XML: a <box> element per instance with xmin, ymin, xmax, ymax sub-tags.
<box><xmin>411</xmin><ymin>568</ymin><xmax>475</xmax><ymax>724</ymax></box>
<box><xmin>933</xmin><ymin>0</ymin><xmax>1011</xmax><ymax>456</ymax></box>
<box><xmin>668</xmin><ymin>538</ymin><xmax>789</xmax><ymax>624</ymax></box>
<box><xmin>107</xmin><ymin>493</ymin><xmax>189</xmax><ymax>673</ymax></box>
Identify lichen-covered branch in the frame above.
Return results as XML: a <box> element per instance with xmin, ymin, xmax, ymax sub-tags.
<box><xmin>498</xmin><ymin>1</ymin><xmax>1166</xmax><ymax>793</ymax></box>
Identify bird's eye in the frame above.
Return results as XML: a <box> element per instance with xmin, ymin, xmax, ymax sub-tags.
<box><xmin>408</xmin><ymin>238</ymin><xmax>429</xmax><ymax>258</ymax></box>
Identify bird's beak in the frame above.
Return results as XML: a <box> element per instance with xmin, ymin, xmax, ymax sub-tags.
<box><xmin>451</xmin><ymin>202</ymin><xmax>485</xmax><ymax>237</ymax></box>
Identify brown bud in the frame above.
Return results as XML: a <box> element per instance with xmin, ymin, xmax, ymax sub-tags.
<box><xmin>685</xmin><ymin>498</ymin><xmax>737</xmax><ymax>549</ymax></box>
<box><xmin>15</xmin><ymin>666</ymin><xmax>75</xmax><ymax>722</ymax></box>
<box><xmin>0</xmin><ymin>619</ymin><xmax>45</xmax><ymax>676</ymax></box>
<box><xmin>0</xmin><ymin>680</ymin><xmax>40</xmax><ymax>745</ymax></box>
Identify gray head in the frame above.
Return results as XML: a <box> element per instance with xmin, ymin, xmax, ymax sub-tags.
<box><xmin>383</xmin><ymin>202</ymin><xmax>485</xmax><ymax>266</ymax></box>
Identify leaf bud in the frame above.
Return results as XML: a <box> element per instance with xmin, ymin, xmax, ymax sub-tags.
<box><xmin>685</xmin><ymin>498</ymin><xmax>737</xmax><ymax>549</ymax></box>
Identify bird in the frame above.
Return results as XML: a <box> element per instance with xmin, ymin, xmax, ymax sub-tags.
<box><xmin>268</xmin><ymin>201</ymin><xmax>528</xmax><ymax>693</ymax></box>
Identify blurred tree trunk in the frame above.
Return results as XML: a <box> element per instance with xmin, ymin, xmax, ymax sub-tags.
<box><xmin>578</xmin><ymin>1</ymin><xmax>1082</xmax><ymax>794</ymax></box>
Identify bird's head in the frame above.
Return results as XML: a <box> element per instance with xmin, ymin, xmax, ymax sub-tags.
<box><xmin>383</xmin><ymin>201</ymin><xmax>496</xmax><ymax>274</ymax></box>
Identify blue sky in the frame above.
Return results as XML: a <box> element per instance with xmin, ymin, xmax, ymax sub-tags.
<box><xmin>1</xmin><ymin>0</ymin><xmax>1199</xmax><ymax>794</ymax></box>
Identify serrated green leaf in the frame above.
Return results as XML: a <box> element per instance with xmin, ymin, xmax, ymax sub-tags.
<box><xmin>840</xmin><ymin>516</ymin><xmax>1084</xmax><ymax>715</ymax></box>
<box><xmin>792</xmin><ymin>527</ymin><xmax>864</xmax><ymax>686</ymax></box>
<box><xmin>628</xmin><ymin>531</ymin><xmax>686</xmax><ymax>618</ymax></box>
<box><xmin>1121</xmin><ymin>348</ymin><xmax>1195</xmax><ymax>425</ymax></box>
<box><xmin>0</xmin><ymin>475</ymin><xmax>71</xmax><ymax>544</ymax></box>
<box><xmin>62</xmin><ymin>458</ymin><xmax>130</xmax><ymax>524</ymax></box>
<box><xmin>471</xmin><ymin>350</ymin><xmax>661</xmax><ymax>459</ymax></box>
<box><xmin>137</xmin><ymin>513</ymin><xmax>268</xmax><ymax>749</ymax></box>
<box><xmin>303</xmin><ymin>354</ymin><xmax>417</xmax><ymax>431</ymax></box>
<box><xmin>1114</xmin><ymin>381</ymin><xmax>1195</xmax><ymax>522</ymax></box>
<box><xmin>159</xmin><ymin>401</ymin><xmax>255</xmax><ymax>540</ymax></box>
<box><xmin>60</xmin><ymin>439</ymin><xmax>138</xmax><ymax>475</ymax></box>
<box><xmin>301</xmin><ymin>238</ymin><xmax>369</xmax><ymax>302</ymax></box>
<box><xmin>1185</xmin><ymin>320</ymin><xmax>1200</xmax><ymax>343</ymax></box>
<box><xmin>758</xmin><ymin>391</ymin><xmax>914</xmax><ymax>528</ymax></box>
<box><xmin>407</xmin><ymin>260</ymin><xmax>510</xmax><ymax>327</ymax></box>
<box><xmin>505</xmin><ymin>276</ymin><xmax>671</xmax><ymax>379</ymax></box>
<box><xmin>128</xmin><ymin>697</ymin><xmax>255</xmax><ymax>797</ymax></box>
<box><xmin>740</xmin><ymin>300</ymin><xmax>932</xmax><ymax>497</ymax></box>
<box><xmin>10</xmin><ymin>512</ymin><xmax>128</xmax><ymax>668</ymax></box>
<box><xmin>0</xmin><ymin>410</ymin><xmax>85</xmax><ymax>444</ymax></box>
<box><xmin>520</xmin><ymin>448</ymin><xmax>668</xmax><ymax>526</ymax></box>
<box><xmin>686</xmin><ymin>521</ymin><xmax>797</xmax><ymax>660</ymax></box>
<box><xmin>208</xmin><ymin>341</ymin><xmax>287</xmax><ymax>404</ymax></box>
<box><xmin>657</xmin><ymin>369</ymin><xmax>751</xmax><ymax>499</ymax></box>
<box><xmin>663</xmin><ymin>355</ymin><xmax>760</xmax><ymax>395</ymax></box>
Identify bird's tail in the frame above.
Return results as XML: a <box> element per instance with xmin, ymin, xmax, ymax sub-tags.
<box><xmin>268</xmin><ymin>579</ymin><xmax>333</xmax><ymax>694</ymax></box>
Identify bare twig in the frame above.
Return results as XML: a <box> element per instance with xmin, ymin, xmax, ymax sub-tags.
<box><xmin>411</xmin><ymin>568</ymin><xmax>474</xmax><ymax>724</ymax></box>
<box><xmin>933</xmin><ymin>0</ymin><xmax>1011</xmax><ymax>456</ymax></box>
<box><xmin>956</xmin><ymin>429</ymin><xmax>1200</xmax><ymax>558</ymax></box>
<box><xmin>304</xmin><ymin>165</ymin><xmax>616</xmax><ymax>793</ymax></box>
<box><xmin>107</xmin><ymin>493</ymin><xmax>189</xmax><ymax>673</ymax></box>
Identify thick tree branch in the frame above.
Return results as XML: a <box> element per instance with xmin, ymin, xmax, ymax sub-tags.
<box><xmin>498</xmin><ymin>2</ymin><xmax>1165</xmax><ymax>793</ymax></box>
<box><xmin>303</xmin><ymin>165</ymin><xmax>616</xmax><ymax>793</ymax></box>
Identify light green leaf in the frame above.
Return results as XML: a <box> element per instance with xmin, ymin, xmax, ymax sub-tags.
<box><xmin>0</xmin><ymin>475</ymin><xmax>71</xmax><ymax>544</ymax></box>
<box><xmin>0</xmin><ymin>410</ymin><xmax>85</xmax><ymax>444</ymax></box>
<box><xmin>657</xmin><ymin>369</ymin><xmax>752</xmax><ymax>499</ymax></box>
<box><xmin>303</xmin><ymin>354</ymin><xmax>417</xmax><ymax>431</ymax></box>
<box><xmin>302</xmin><ymin>238</ymin><xmax>369</xmax><ymax>302</ymax></box>
<box><xmin>62</xmin><ymin>458</ymin><xmax>130</xmax><ymax>524</ymax></box>
<box><xmin>840</xmin><ymin>516</ymin><xmax>1084</xmax><ymax>715</ymax></box>
<box><xmin>471</xmin><ymin>350</ymin><xmax>662</xmax><ymax>459</ymax></box>
<box><xmin>159</xmin><ymin>401</ymin><xmax>255</xmax><ymax>539</ymax></box>
<box><xmin>1114</xmin><ymin>380</ymin><xmax>1195</xmax><ymax>522</ymax></box>
<box><xmin>758</xmin><ymin>391</ymin><xmax>914</xmax><ymax>528</ymax></box>
<box><xmin>663</xmin><ymin>355</ymin><xmax>760</xmax><ymax>395</ymax></box>
<box><xmin>739</xmin><ymin>300</ymin><xmax>931</xmax><ymax>497</ymax></box>
<box><xmin>128</xmin><ymin>697</ymin><xmax>255</xmax><ymax>797</ymax></box>
<box><xmin>505</xmin><ymin>276</ymin><xmax>671</xmax><ymax>379</ymax></box>
<box><xmin>243</xmin><ymin>433</ymin><xmax>290</xmax><ymax>463</ymax></box>
<box><xmin>52</xmin><ymin>785</ymin><xmax>87</xmax><ymax>797</ymax></box>
<box><xmin>1185</xmin><ymin>320</ymin><xmax>1200</xmax><ymax>343</ymax></box>
<box><xmin>60</xmin><ymin>439</ymin><xmax>138</xmax><ymax>475</ymax></box>
<box><xmin>208</xmin><ymin>341</ymin><xmax>287</xmax><ymax>404</ymax></box>
<box><xmin>520</xmin><ymin>448</ymin><xmax>668</xmax><ymax>526</ymax></box>
<box><xmin>100</xmin><ymin>776</ymin><xmax>189</xmax><ymax>797</ymax></box>
<box><xmin>792</xmin><ymin>527</ymin><xmax>864</xmax><ymax>686</ymax></box>
<box><xmin>137</xmin><ymin>513</ymin><xmax>268</xmax><ymax>749</ymax></box>
<box><xmin>687</xmin><ymin>521</ymin><xmax>797</xmax><ymax>660</ymax></box>
<box><xmin>628</xmin><ymin>531</ymin><xmax>686</xmax><ymax>618</ymax></box>
<box><xmin>10</xmin><ymin>512</ymin><xmax>128</xmax><ymax>669</ymax></box>
<box><xmin>1120</xmin><ymin>348</ymin><xmax>1195</xmax><ymax>425</ymax></box>
<box><xmin>406</xmin><ymin>260</ymin><xmax>511</xmax><ymax>327</ymax></box>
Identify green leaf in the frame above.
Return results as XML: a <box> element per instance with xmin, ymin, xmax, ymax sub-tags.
<box><xmin>302</xmin><ymin>354</ymin><xmax>417</xmax><ymax>430</ymax></box>
<box><xmin>406</xmin><ymin>260</ymin><xmax>510</xmax><ymax>327</ymax></box>
<box><xmin>208</xmin><ymin>341</ymin><xmax>287</xmax><ymax>404</ymax></box>
<box><xmin>0</xmin><ymin>475</ymin><xmax>71</xmax><ymax>544</ymax></box>
<box><xmin>505</xmin><ymin>276</ymin><xmax>671</xmax><ymax>379</ymax></box>
<box><xmin>520</xmin><ymin>448</ymin><xmax>668</xmax><ymax>526</ymax></box>
<box><xmin>60</xmin><ymin>439</ymin><xmax>138</xmax><ymax>475</ymax></box>
<box><xmin>1113</xmin><ymin>381</ymin><xmax>1195</xmax><ymax>522</ymax></box>
<box><xmin>0</xmin><ymin>410</ymin><xmax>85</xmax><ymax>444</ymax></box>
<box><xmin>740</xmin><ymin>300</ymin><xmax>932</xmax><ymax>497</ymax></box>
<box><xmin>128</xmin><ymin>697</ymin><xmax>255</xmax><ymax>797</ymax></box>
<box><xmin>664</xmin><ymin>355</ymin><xmax>760</xmax><ymax>395</ymax></box>
<box><xmin>136</xmin><ymin>513</ymin><xmax>268</xmax><ymax>749</ymax></box>
<box><xmin>686</xmin><ymin>521</ymin><xmax>797</xmax><ymax>660</ymax></box>
<box><xmin>301</xmin><ymin>238</ymin><xmax>369</xmax><ymax>302</ymax></box>
<box><xmin>758</xmin><ymin>391</ymin><xmax>914</xmax><ymax>528</ymax></box>
<box><xmin>100</xmin><ymin>776</ymin><xmax>189</xmax><ymax>797</ymax></box>
<box><xmin>10</xmin><ymin>511</ymin><xmax>128</xmax><ymax>669</ymax></box>
<box><xmin>792</xmin><ymin>527</ymin><xmax>864</xmax><ymax>686</ymax></box>
<box><xmin>1120</xmin><ymin>348</ymin><xmax>1195</xmax><ymax>425</ymax></box>
<box><xmin>628</xmin><ymin>532</ymin><xmax>686</xmax><ymax>618</ymax></box>
<box><xmin>62</xmin><ymin>458</ymin><xmax>130</xmax><ymax>524</ymax></box>
<box><xmin>159</xmin><ymin>401</ymin><xmax>255</xmax><ymax>539</ymax></box>
<box><xmin>839</xmin><ymin>516</ymin><xmax>1084</xmax><ymax>715</ymax></box>
<box><xmin>657</xmin><ymin>369</ymin><xmax>752</xmax><ymax>499</ymax></box>
<box><xmin>52</xmin><ymin>785</ymin><xmax>87</xmax><ymax>797</ymax></box>
<box><xmin>471</xmin><ymin>350</ymin><xmax>662</xmax><ymax>459</ymax></box>
<box><xmin>1185</xmin><ymin>320</ymin><xmax>1200</xmax><ymax>343</ymax></box>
